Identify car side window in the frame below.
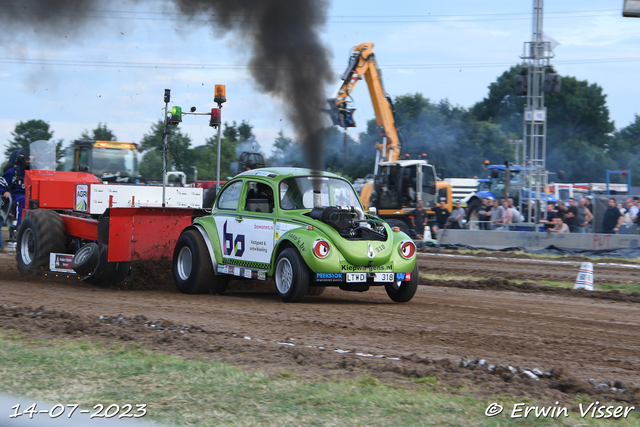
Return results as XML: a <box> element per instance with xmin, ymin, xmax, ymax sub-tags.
<box><xmin>244</xmin><ymin>181</ymin><xmax>274</xmax><ymax>213</ymax></box>
<box><xmin>217</xmin><ymin>181</ymin><xmax>243</xmax><ymax>210</ymax></box>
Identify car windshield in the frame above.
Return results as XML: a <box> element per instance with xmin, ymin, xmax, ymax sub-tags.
<box><xmin>279</xmin><ymin>176</ymin><xmax>362</xmax><ymax>210</ymax></box>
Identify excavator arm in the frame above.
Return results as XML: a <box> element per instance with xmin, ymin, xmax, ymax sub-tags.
<box><xmin>330</xmin><ymin>42</ymin><xmax>401</xmax><ymax>163</ymax></box>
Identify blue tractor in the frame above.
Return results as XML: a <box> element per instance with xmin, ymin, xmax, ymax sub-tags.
<box><xmin>466</xmin><ymin>164</ymin><xmax>558</xmax><ymax>222</ymax></box>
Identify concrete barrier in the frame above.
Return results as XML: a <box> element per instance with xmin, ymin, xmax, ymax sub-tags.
<box><xmin>437</xmin><ymin>229</ymin><xmax>640</xmax><ymax>251</ymax></box>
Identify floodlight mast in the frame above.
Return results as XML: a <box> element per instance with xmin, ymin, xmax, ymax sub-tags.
<box><xmin>520</xmin><ymin>0</ymin><xmax>552</xmax><ymax>223</ymax></box>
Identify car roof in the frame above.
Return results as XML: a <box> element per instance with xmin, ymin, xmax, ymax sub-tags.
<box><xmin>235</xmin><ymin>167</ymin><xmax>344</xmax><ymax>183</ymax></box>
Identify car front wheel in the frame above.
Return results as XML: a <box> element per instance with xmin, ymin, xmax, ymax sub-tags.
<box><xmin>385</xmin><ymin>263</ymin><xmax>419</xmax><ymax>302</ymax></box>
<box><xmin>274</xmin><ymin>248</ymin><xmax>309</xmax><ymax>303</ymax></box>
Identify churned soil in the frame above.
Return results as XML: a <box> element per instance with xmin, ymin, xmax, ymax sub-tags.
<box><xmin>1</xmin><ymin>248</ymin><xmax>639</xmax><ymax>407</ymax></box>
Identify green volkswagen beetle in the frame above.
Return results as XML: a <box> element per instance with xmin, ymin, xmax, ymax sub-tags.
<box><xmin>172</xmin><ymin>168</ymin><xmax>418</xmax><ymax>303</ymax></box>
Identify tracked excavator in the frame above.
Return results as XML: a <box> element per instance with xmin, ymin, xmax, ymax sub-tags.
<box><xmin>328</xmin><ymin>42</ymin><xmax>451</xmax><ymax>237</ymax></box>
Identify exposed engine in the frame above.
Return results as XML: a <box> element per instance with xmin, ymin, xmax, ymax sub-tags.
<box><xmin>307</xmin><ymin>206</ymin><xmax>387</xmax><ymax>241</ymax></box>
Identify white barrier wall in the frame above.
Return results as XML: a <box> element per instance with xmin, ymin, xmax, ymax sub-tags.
<box><xmin>437</xmin><ymin>230</ymin><xmax>640</xmax><ymax>251</ymax></box>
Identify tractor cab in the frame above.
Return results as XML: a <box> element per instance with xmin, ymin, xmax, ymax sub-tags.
<box><xmin>64</xmin><ymin>140</ymin><xmax>139</xmax><ymax>183</ymax></box>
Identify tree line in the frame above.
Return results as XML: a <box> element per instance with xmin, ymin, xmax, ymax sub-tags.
<box><xmin>5</xmin><ymin>65</ymin><xmax>640</xmax><ymax>185</ymax></box>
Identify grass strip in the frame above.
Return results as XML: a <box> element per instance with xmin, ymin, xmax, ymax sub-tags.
<box><xmin>0</xmin><ymin>335</ymin><xmax>637</xmax><ymax>426</ymax></box>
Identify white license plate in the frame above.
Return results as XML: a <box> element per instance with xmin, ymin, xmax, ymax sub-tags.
<box><xmin>374</xmin><ymin>273</ymin><xmax>395</xmax><ymax>282</ymax></box>
<box><xmin>346</xmin><ymin>273</ymin><xmax>366</xmax><ymax>282</ymax></box>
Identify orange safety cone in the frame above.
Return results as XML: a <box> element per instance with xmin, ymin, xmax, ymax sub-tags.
<box><xmin>574</xmin><ymin>262</ymin><xmax>594</xmax><ymax>291</ymax></box>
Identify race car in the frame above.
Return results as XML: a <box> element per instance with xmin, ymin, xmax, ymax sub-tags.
<box><xmin>172</xmin><ymin>167</ymin><xmax>418</xmax><ymax>303</ymax></box>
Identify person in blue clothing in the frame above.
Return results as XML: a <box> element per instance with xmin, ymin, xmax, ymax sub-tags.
<box><xmin>0</xmin><ymin>147</ymin><xmax>31</xmax><ymax>226</ymax></box>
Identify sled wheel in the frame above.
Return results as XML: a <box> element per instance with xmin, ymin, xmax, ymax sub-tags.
<box><xmin>71</xmin><ymin>243</ymin><xmax>100</xmax><ymax>276</ymax></box>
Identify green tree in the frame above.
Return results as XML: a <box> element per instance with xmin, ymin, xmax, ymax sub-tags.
<box><xmin>609</xmin><ymin>114</ymin><xmax>640</xmax><ymax>185</ymax></box>
<box><xmin>361</xmin><ymin>94</ymin><xmax>511</xmax><ymax>179</ymax></box>
<box><xmin>5</xmin><ymin>120</ymin><xmax>54</xmax><ymax>157</ymax></box>
<box><xmin>471</xmin><ymin>69</ymin><xmax>615</xmax><ymax>182</ymax></box>
<box><xmin>80</xmin><ymin>123</ymin><xmax>117</xmax><ymax>141</ymax></box>
<box><xmin>138</xmin><ymin>121</ymin><xmax>193</xmax><ymax>176</ymax></box>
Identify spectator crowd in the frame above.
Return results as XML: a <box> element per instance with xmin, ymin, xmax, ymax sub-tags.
<box><xmin>421</xmin><ymin>196</ymin><xmax>640</xmax><ymax>238</ymax></box>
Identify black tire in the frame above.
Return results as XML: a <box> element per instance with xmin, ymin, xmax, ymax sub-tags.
<box><xmin>71</xmin><ymin>243</ymin><xmax>100</xmax><ymax>275</ymax></box>
<box><xmin>84</xmin><ymin>243</ymin><xmax>131</xmax><ymax>287</ymax></box>
<box><xmin>203</xmin><ymin>188</ymin><xmax>217</xmax><ymax>210</ymax></box>
<box><xmin>306</xmin><ymin>286</ymin><xmax>326</xmax><ymax>296</ymax></box>
<box><xmin>173</xmin><ymin>229</ymin><xmax>229</xmax><ymax>294</ymax></box>
<box><xmin>16</xmin><ymin>210</ymin><xmax>65</xmax><ymax>274</ymax></box>
<box><xmin>385</xmin><ymin>263</ymin><xmax>419</xmax><ymax>303</ymax></box>
<box><xmin>386</xmin><ymin>219</ymin><xmax>413</xmax><ymax>237</ymax></box>
<box><xmin>274</xmin><ymin>248</ymin><xmax>309</xmax><ymax>303</ymax></box>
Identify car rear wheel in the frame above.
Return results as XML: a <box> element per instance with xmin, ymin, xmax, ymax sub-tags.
<box><xmin>385</xmin><ymin>263</ymin><xmax>419</xmax><ymax>302</ymax></box>
<box><xmin>173</xmin><ymin>229</ymin><xmax>228</xmax><ymax>294</ymax></box>
<box><xmin>274</xmin><ymin>248</ymin><xmax>309</xmax><ymax>303</ymax></box>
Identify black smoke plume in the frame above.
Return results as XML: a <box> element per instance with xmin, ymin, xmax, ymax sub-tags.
<box><xmin>0</xmin><ymin>0</ymin><xmax>333</xmax><ymax>171</ymax></box>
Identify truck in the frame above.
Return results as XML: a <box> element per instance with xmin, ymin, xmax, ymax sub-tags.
<box><xmin>328</xmin><ymin>42</ymin><xmax>450</xmax><ymax>236</ymax></box>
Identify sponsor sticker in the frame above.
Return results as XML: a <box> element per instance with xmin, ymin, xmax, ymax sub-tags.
<box><xmin>49</xmin><ymin>253</ymin><xmax>75</xmax><ymax>273</ymax></box>
<box><xmin>315</xmin><ymin>272</ymin><xmax>343</xmax><ymax>282</ymax></box>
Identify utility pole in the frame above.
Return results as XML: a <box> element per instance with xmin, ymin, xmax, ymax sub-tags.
<box><xmin>520</xmin><ymin>0</ymin><xmax>556</xmax><ymax>223</ymax></box>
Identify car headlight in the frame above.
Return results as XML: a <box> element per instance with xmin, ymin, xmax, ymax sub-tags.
<box><xmin>399</xmin><ymin>240</ymin><xmax>416</xmax><ymax>259</ymax></box>
<box><xmin>313</xmin><ymin>239</ymin><xmax>331</xmax><ymax>258</ymax></box>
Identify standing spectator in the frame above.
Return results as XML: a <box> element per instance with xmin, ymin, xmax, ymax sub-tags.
<box><xmin>542</xmin><ymin>203</ymin><xmax>558</xmax><ymax>231</ymax></box>
<box><xmin>410</xmin><ymin>200</ymin><xmax>427</xmax><ymax>240</ymax></box>
<box><xmin>490</xmin><ymin>198</ymin><xmax>504</xmax><ymax>230</ymax></box>
<box><xmin>575</xmin><ymin>198</ymin><xmax>593</xmax><ymax>233</ymax></box>
<box><xmin>508</xmin><ymin>198</ymin><xmax>522</xmax><ymax>224</ymax></box>
<box><xmin>565</xmin><ymin>198</ymin><xmax>579</xmax><ymax>232</ymax></box>
<box><xmin>631</xmin><ymin>197</ymin><xmax>640</xmax><ymax>233</ymax></box>
<box><xmin>498</xmin><ymin>199</ymin><xmax>513</xmax><ymax>230</ymax></box>
<box><xmin>447</xmin><ymin>200</ymin><xmax>465</xmax><ymax>229</ymax></box>
<box><xmin>602</xmin><ymin>197</ymin><xmax>623</xmax><ymax>234</ymax></box>
<box><xmin>476</xmin><ymin>197</ymin><xmax>491</xmax><ymax>230</ymax></box>
<box><xmin>548</xmin><ymin>216</ymin><xmax>569</xmax><ymax>233</ymax></box>
<box><xmin>620</xmin><ymin>199</ymin><xmax>635</xmax><ymax>234</ymax></box>
<box><xmin>431</xmin><ymin>199</ymin><xmax>450</xmax><ymax>236</ymax></box>
<box><xmin>556</xmin><ymin>199</ymin><xmax>568</xmax><ymax>223</ymax></box>
<box><xmin>584</xmin><ymin>197</ymin><xmax>594</xmax><ymax>232</ymax></box>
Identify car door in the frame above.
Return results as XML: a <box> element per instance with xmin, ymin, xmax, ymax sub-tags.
<box><xmin>213</xmin><ymin>179</ymin><xmax>276</xmax><ymax>268</ymax></box>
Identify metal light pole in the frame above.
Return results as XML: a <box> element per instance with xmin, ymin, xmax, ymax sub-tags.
<box><xmin>520</xmin><ymin>0</ymin><xmax>552</xmax><ymax>223</ymax></box>
<box><xmin>162</xmin><ymin>89</ymin><xmax>171</xmax><ymax>208</ymax></box>
<box><xmin>213</xmin><ymin>85</ymin><xmax>227</xmax><ymax>195</ymax></box>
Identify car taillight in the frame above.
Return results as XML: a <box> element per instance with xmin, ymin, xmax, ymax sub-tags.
<box><xmin>399</xmin><ymin>240</ymin><xmax>416</xmax><ymax>259</ymax></box>
<box><xmin>313</xmin><ymin>239</ymin><xmax>330</xmax><ymax>258</ymax></box>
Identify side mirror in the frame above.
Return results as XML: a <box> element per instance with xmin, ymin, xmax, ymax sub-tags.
<box><xmin>557</xmin><ymin>170</ymin><xmax>565</xmax><ymax>180</ymax></box>
<box><xmin>78</xmin><ymin>164</ymin><xmax>89</xmax><ymax>172</ymax></box>
<box><xmin>368</xmin><ymin>207</ymin><xmax>377</xmax><ymax>216</ymax></box>
<box><xmin>490</xmin><ymin>170</ymin><xmax>499</xmax><ymax>179</ymax></box>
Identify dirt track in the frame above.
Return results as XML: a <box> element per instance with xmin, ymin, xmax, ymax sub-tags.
<box><xmin>1</xmin><ymin>248</ymin><xmax>640</xmax><ymax>405</ymax></box>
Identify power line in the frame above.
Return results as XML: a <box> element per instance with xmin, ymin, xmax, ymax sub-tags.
<box><xmin>2</xmin><ymin>56</ymin><xmax>640</xmax><ymax>70</ymax></box>
<box><xmin>0</xmin><ymin>8</ymin><xmax>621</xmax><ymax>24</ymax></box>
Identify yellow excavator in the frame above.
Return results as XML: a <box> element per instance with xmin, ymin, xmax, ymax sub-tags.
<box><xmin>328</xmin><ymin>42</ymin><xmax>452</xmax><ymax>236</ymax></box>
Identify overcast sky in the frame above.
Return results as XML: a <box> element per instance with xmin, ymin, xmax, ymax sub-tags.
<box><xmin>2</xmin><ymin>0</ymin><xmax>640</xmax><ymax>165</ymax></box>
